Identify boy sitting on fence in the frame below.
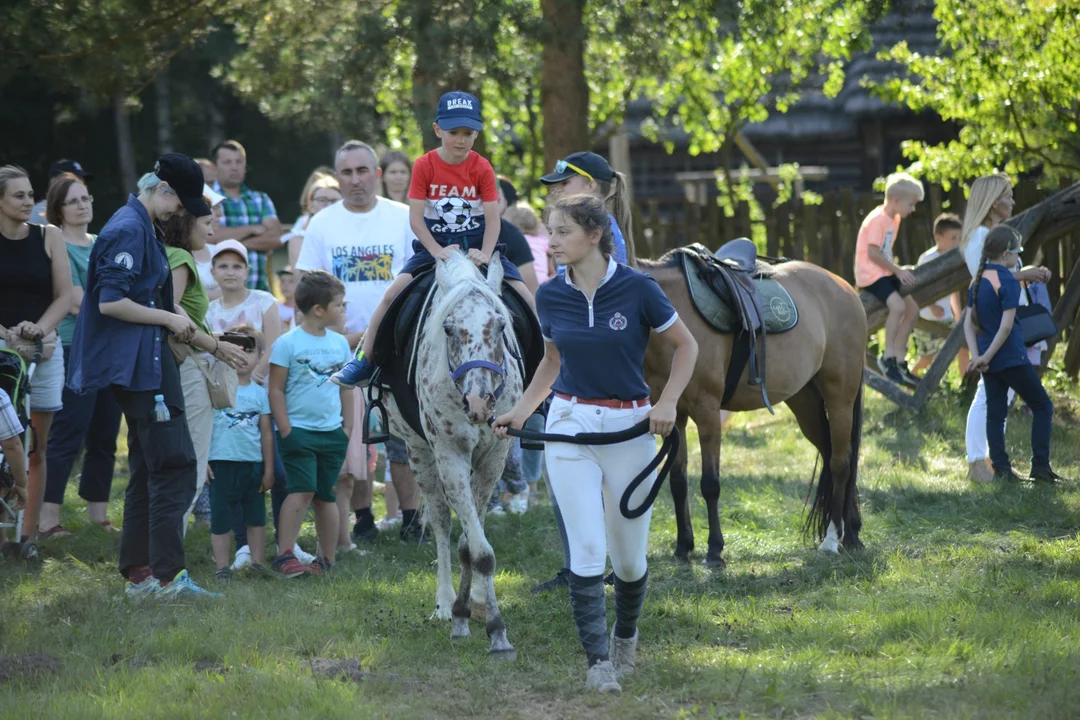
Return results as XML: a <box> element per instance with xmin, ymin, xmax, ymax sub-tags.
<box><xmin>855</xmin><ymin>172</ymin><xmax>924</xmax><ymax>387</ymax></box>
<box><xmin>913</xmin><ymin>213</ymin><xmax>969</xmax><ymax>376</ymax></box>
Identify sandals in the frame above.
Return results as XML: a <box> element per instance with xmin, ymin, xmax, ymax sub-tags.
<box><xmin>39</xmin><ymin>524</ymin><xmax>73</xmax><ymax>539</ymax></box>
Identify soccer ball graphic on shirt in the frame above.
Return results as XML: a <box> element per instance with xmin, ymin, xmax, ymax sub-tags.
<box><xmin>435</xmin><ymin>196</ymin><xmax>473</xmax><ymax>232</ymax></box>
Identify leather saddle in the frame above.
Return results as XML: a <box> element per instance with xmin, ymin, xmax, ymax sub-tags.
<box><xmin>675</xmin><ymin>240</ymin><xmax>796</xmax><ymax>412</ymax></box>
<box><xmin>367</xmin><ymin>265</ymin><xmax>542</xmax><ymax>441</ymax></box>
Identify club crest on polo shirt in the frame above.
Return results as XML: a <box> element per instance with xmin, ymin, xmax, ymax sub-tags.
<box><xmin>114</xmin><ymin>252</ymin><xmax>134</xmax><ymax>269</ymax></box>
<box><xmin>609</xmin><ymin>312</ymin><xmax>628</xmax><ymax>331</ymax></box>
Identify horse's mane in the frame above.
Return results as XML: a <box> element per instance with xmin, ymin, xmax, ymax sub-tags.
<box><xmin>427</xmin><ymin>250</ymin><xmax>515</xmax><ymax>357</ymax></box>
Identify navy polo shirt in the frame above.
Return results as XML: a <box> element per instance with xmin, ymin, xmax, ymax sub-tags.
<box><xmin>68</xmin><ymin>195</ymin><xmax>174</xmax><ymax>394</ymax></box>
<box><xmin>538</xmin><ymin>258</ymin><xmax>677</xmax><ymax>401</ymax></box>
<box><xmin>968</xmin><ymin>263</ymin><xmax>1027</xmax><ymax>372</ymax></box>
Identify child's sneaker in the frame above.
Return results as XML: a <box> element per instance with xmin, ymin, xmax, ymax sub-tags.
<box><xmin>331</xmin><ymin>354</ymin><xmax>374</xmax><ymax>389</ymax></box>
<box><xmin>376</xmin><ymin>515</ymin><xmax>402</xmax><ymax>531</ymax></box>
<box><xmin>879</xmin><ymin>357</ymin><xmax>906</xmax><ymax>385</ymax></box>
<box><xmin>896</xmin><ymin>359</ymin><xmax>920</xmax><ymax>387</ymax></box>
<box><xmin>158</xmin><ymin>570</ymin><xmax>222</xmax><ymax>599</ymax></box>
<box><xmin>272</xmin><ymin>553</ymin><xmax>311</xmax><ymax>578</ymax></box>
<box><xmin>292</xmin><ymin>544</ymin><xmax>317</xmax><ymax>565</ymax></box>
<box><xmin>507</xmin><ymin>492</ymin><xmax>529</xmax><ymax>515</ymax></box>
<box><xmin>124</xmin><ymin>577</ymin><xmax>161</xmax><ymax>600</ymax></box>
<box><xmin>231</xmin><ymin>545</ymin><xmax>252</xmax><ymax>571</ymax></box>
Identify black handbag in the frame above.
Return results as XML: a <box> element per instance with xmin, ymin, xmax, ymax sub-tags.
<box><xmin>1016</xmin><ymin>286</ymin><xmax>1058</xmax><ymax>347</ymax></box>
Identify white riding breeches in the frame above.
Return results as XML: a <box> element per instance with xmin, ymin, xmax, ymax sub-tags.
<box><xmin>543</xmin><ymin>395</ymin><xmax>657</xmax><ymax>581</ymax></box>
<box><xmin>966</xmin><ymin>346</ymin><xmax>1041</xmax><ymax>462</ymax></box>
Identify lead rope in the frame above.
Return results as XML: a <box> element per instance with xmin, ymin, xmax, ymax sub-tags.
<box><xmin>493</xmin><ymin>419</ymin><xmax>680</xmax><ymax>519</ymax></box>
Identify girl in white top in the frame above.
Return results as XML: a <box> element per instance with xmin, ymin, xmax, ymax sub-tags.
<box><xmin>284</xmin><ymin>168</ymin><xmax>339</xmax><ymax>267</ymax></box>
<box><xmin>207</xmin><ymin>240</ymin><xmax>283</xmax><ymax>385</ymax></box>
<box><xmin>959</xmin><ymin>174</ymin><xmax>1051</xmax><ymax>482</ymax></box>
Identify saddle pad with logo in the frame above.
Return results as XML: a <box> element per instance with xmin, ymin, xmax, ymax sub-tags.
<box><xmin>681</xmin><ymin>253</ymin><xmax>799</xmax><ymax>334</ymax></box>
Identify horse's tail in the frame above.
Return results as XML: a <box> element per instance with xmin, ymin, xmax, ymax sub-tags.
<box><xmin>804</xmin><ymin>381</ymin><xmax>863</xmax><ymax>541</ymax></box>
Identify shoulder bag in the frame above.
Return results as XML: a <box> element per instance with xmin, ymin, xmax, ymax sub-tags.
<box><xmin>1015</xmin><ymin>285</ymin><xmax>1058</xmax><ymax>347</ymax></box>
<box><xmin>169</xmin><ymin>339</ymin><xmax>238</xmax><ymax>409</ymax></box>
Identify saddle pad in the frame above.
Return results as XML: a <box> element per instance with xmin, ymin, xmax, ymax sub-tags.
<box><xmin>682</xmin><ymin>254</ymin><xmax>798</xmax><ymax>334</ymax></box>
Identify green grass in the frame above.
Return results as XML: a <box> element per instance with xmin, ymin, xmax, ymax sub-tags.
<box><xmin>1</xmin><ymin>379</ymin><xmax>1079</xmax><ymax>719</ymax></box>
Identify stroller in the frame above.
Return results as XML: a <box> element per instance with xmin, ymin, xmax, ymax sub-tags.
<box><xmin>0</xmin><ymin>346</ymin><xmax>40</xmax><ymax>560</ymax></box>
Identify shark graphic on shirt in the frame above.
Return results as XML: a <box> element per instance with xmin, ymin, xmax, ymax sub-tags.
<box><xmin>297</xmin><ymin>357</ymin><xmax>347</xmax><ymax>386</ymax></box>
<box><xmin>224</xmin><ymin>409</ymin><xmax>261</xmax><ymax>429</ymax></box>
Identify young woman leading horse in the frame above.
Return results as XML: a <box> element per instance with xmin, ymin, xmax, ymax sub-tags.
<box><xmin>638</xmin><ymin>247</ymin><xmax>867</xmax><ymax>567</ymax></box>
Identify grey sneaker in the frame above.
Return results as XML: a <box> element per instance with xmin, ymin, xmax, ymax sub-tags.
<box><xmin>610</xmin><ymin>626</ymin><xmax>638</xmax><ymax>678</ymax></box>
<box><xmin>585</xmin><ymin>660</ymin><xmax>622</xmax><ymax>693</ymax></box>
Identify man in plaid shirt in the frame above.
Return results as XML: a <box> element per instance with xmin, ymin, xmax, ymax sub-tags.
<box><xmin>211</xmin><ymin>140</ymin><xmax>283</xmax><ymax>291</ymax></box>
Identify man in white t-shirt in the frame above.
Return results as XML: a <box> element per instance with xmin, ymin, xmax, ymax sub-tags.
<box><xmin>295</xmin><ymin>140</ymin><xmax>425</xmax><ymax>546</ymax></box>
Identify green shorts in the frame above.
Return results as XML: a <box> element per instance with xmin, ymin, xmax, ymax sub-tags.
<box><xmin>208</xmin><ymin>460</ymin><xmax>266</xmax><ymax>535</ymax></box>
<box><xmin>277</xmin><ymin>426</ymin><xmax>349</xmax><ymax>503</ymax></box>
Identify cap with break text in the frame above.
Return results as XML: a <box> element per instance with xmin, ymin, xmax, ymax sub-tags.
<box><xmin>436</xmin><ymin>91</ymin><xmax>483</xmax><ymax>132</ymax></box>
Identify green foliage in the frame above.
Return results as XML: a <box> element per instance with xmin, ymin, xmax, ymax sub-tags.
<box><xmin>0</xmin><ymin>0</ymin><xmax>246</xmax><ymax>103</ymax></box>
<box><xmin>873</xmin><ymin>0</ymin><xmax>1080</xmax><ymax>188</ymax></box>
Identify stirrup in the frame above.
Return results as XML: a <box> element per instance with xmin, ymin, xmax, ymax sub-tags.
<box><xmin>362</xmin><ymin>369</ymin><xmax>391</xmax><ymax>444</ymax></box>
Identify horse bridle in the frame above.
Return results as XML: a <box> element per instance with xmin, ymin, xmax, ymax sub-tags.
<box><xmin>446</xmin><ymin>331</ymin><xmax>521</xmax><ymax>416</ymax></box>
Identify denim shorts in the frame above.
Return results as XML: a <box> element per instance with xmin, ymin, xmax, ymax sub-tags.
<box><xmin>384</xmin><ymin>434</ymin><xmax>409</xmax><ymax>465</ymax></box>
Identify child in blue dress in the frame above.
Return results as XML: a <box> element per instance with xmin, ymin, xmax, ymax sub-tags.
<box><xmin>964</xmin><ymin>225</ymin><xmax>1064</xmax><ymax>483</ymax></box>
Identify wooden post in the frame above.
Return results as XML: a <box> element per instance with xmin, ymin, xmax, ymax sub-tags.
<box><xmin>1043</xmin><ymin>255</ymin><xmax>1080</xmax><ymax>364</ymax></box>
<box><xmin>863</xmin><ymin>248</ymin><xmax>969</xmax><ymax>334</ymax></box>
<box><xmin>912</xmin><ymin>312</ymin><xmax>968</xmax><ymax>407</ymax></box>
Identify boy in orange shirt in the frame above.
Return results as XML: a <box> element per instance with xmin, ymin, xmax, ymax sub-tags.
<box><xmin>855</xmin><ymin>172</ymin><xmax>923</xmax><ymax>386</ymax></box>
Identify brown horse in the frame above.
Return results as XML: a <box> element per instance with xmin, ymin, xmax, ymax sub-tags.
<box><xmin>640</xmin><ymin>252</ymin><xmax>866</xmax><ymax>567</ymax></box>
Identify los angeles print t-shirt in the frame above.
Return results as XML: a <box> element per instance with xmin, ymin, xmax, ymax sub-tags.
<box><xmin>408</xmin><ymin>150</ymin><xmax>498</xmax><ymax>249</ymax></box>
<box><xmin>295</xmin><ymin>198</ymin><xmax>415</xmax><ymax>334</ymax></box>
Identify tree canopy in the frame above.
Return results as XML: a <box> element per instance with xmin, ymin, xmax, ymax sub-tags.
<box><xmin>874</xmin><ymin>0</ymin><xmax>1080</xmax><ymax>188</ymax></box>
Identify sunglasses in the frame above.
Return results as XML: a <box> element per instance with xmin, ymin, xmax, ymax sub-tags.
<box><xmin>554</xmin><ymin>159</ymin><xmax>594</xmax><ymax>183</ymax></box>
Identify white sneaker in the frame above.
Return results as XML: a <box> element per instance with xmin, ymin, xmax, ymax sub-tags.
<box><xmin>376</xmin><ymin>516</ymin><xmax>402</xmax><ymax>531</ymax></box>
<box><xmin>488</xmin><ymin>504</ymin><xmax>506</xmax><ymax>517</ymax></box>
<box><xmin>292</xmin><ymin>544</ymin><xmax>316</xmax><ymax>565</ymax></box>
<box><xmin>230</xmin><ymin>545</ymin><xmax>252</xmax><ymax>571</ymax></box>
<box><xmin>585</xmin><ymin>660</ymin><xmax>622</xmax><ymax>693</ymax></box>
<box><xmin>507</xmin><ymin>492</ymin><xmax>529</xmax><ymax>515</ymax></box>
<box><xmin>610</xmin><ymin>626</ymin><xmax>638</xmax><ymax>678</ymax></box>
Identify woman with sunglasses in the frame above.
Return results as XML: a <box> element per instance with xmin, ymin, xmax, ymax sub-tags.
<box><xmin>541</xmin><ymin>152</ymin><xmax>634</xmax><ymax>265</ymax></box>
<box><xmin>41</xmin><ymin>174</ymin><xmax>125</xmax><ymax>535</ymax></box>
<box><xmin>964</xmin><ymin>225</ymin><xmax>1063</xmax><ymax>483</ymax></box>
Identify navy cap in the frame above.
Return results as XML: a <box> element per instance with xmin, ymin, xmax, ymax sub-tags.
<box><xmin>436</xmin><ymin>91</ymin><xmax>483</xmax><ymax>131</ymax></box>
<box><xmin>49</xmin><ymin>159</ymin><xmax>91</xmax><ymax>181</ymax></box>
<box><xmin>540</xmin><ymin>151</ymin><xmax>615</xmax><ymax>185</ymax></box>
<box><xmin>154</xmin><ymin>153</ymin><xmax>211</xmax><ymax>217</ymax></box>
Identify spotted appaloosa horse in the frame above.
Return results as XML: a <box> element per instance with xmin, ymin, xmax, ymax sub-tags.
<box><xmin>384</xmin><ymin>250</ymin><xmax>522</xmax><ymax>660</ymax></box>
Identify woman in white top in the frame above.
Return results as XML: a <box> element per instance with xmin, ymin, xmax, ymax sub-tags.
<box><xmin>206</xmin><ymin>240</ymin><xmax>283</xmax><ymax>385</ymax></box>
<box><xmin>959</xmin><ymin>174</ymin><xmax>1051</xmax><ymax>482</ymax></box>
<box><xmin>284</xmin><ymin>167</ymin><xmax>338</xmax><ymax>268</ymax></box>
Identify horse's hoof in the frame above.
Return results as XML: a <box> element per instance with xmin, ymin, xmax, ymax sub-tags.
<box><xmin>703</xmin><ymin>554</ymin><xmax>726</xmax><ymax>569</ymax></box>
<box><xmin>470</xmin><ymin>602</ymin><xmax>487</xmax><ymax>621</ymax></box>
<box><xmin>431</xmin><ymin>606</ymin><xmax>453</xmax><ymax>622</ymax></box>
<box><xmin>817</xmin><ymin>538</ymin><xmax>841</xmax><ymax>554</ymax></box>
<box><xmin>451</xmin><ymin>618</ymin><xmax>471</xmax><ymax>639</ymax></box>
<box><xmin>488</xmin><ymin>647</ymin><xmax>517</xmax><ymax>662</ymax></box>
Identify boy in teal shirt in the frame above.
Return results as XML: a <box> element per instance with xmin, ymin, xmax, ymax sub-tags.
<box><xmin>209</xmin><ymin>325</ymin><xmax>274</xmax><ymax>580</ymax></box>
<box><xmin>268</xmin><ymin>270</ymin><xmax>354</xmax><ymax>577</ymax></box>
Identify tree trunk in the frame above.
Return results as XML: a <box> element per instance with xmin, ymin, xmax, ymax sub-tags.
<box><xmin>155</xmin><ymin>71</ymin><xmax>173</xmax><ymax>155</ymax></box>
<box><xmin>113</xmin><ymin>93</ymin><xmax>137</xmax><ymax>193</ymax></box>
<box><xmin>540</xmin><ymin>0</ymin><xmax>588</xmax><ymax>172</ymax></box>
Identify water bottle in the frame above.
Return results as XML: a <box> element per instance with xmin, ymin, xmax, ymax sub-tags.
<box><xmin>152</xmin><ymin>395</ymin><xmax>171</xmax><ymax>423</ymax></box>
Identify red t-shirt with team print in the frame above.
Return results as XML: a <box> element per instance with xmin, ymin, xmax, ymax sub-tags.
<box><xmin>408</xmin><ymin>150</ymin><xmax>498</xmax><ymax>246</ymax></box>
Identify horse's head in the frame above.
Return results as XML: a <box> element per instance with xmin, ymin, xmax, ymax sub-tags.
<box><xmin>433</xmin><ymin>250</ymin><xmax>513</xmax><ymax>425</ymax></box>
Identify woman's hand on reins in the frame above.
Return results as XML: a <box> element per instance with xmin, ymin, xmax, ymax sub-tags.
<box><xmin>492</xmin><ymin>410</ymin><xmax>528</xmax><ymax>439</ymax></box>
<box><xmin>648</xmin><ymin>401</ymin><xmax>677</xmax><ymax>437</ymax></box>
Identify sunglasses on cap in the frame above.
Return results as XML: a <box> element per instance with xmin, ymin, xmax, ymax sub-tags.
<box><xmin>554</xmin><ymin>159</ymin><xmax>594</xmax><ymax>183</ymax></box>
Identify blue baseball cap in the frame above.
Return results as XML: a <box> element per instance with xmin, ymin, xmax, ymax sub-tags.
<box><xmin>436</xmin><ymin>91</ymin><xmax>483</xmax><ymax>131</ymax></box>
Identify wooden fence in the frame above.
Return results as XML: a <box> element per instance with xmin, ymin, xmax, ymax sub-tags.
<box><xmin>635</xmin><ymin>181</ymin><xmax>1080</xmax><ymax>308</ymax></box>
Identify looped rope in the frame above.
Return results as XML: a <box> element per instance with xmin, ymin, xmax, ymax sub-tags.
<box><xmin>493</xmin><ymin>419</ymin><xmax>680</xmax><ymax>519</ymax></box>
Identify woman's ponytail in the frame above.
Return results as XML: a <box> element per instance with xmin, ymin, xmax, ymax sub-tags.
<box><xmin>601</xmin><ymin>172</ymin><xmax>636</xmax><ymax>264</ymax></box>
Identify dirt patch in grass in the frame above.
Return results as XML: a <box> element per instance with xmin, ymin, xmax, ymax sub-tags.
<box><xmin>0</xmin><ymin>653</ymin><xmax>62</xmax><ymax>684</ymax></box>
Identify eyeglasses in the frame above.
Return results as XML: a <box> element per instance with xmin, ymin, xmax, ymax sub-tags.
<box><xmin>554</xmin><ymin>159</ymin><xmax>594</xmax><ymax>183</ymax></box>
<box><xmin>62</xmin><ymin>195</ymin><xmax>93</xmax><ymax>208</ymax></box>
<box><xmin>310</xmin><ymin>195</ymin><xmax>338</xmax><ymax>208</ymax></box>
<box><xmin>1007</xmin><ymin>246</ymin><xmax>1024</xmax><ymax>255</ymax></box>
